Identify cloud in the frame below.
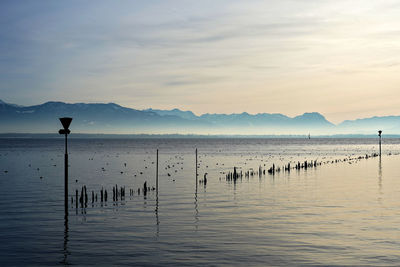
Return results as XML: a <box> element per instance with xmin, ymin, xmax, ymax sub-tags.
<box><xmin>2</xmin><ymin>0</ymin><xmax>400</xmax><ymax>122</ymax></box>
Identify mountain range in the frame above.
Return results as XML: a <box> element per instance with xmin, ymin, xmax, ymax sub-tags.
<box><xmin>0</xmin><ymin>99</ymin><xmax>398</xmax><ymax>135</ymax></box>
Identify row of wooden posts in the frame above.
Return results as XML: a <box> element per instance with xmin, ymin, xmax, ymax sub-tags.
<box><xmin>71</xmin><ymin>182</ymin><xmax>159</xmax><ymax>208</ymax></box>
<box><xmin>225</xmin><ymin>160</ymin><xmax>321</xmax><ymax>182</ymax></box>
<box><xmin>225</xmin><ymin>152</ymin><xmax>382</xmax><ymax>182</ymax></box>
<box><xmin>65</xmin><ymin>142</ymin><xmax>383</xmax><ymax>210</ymax></box>
<box><xmin>69</xmin><ymin>148</ymin><xmax>197</xmax><ymax>209</ymax></box>
<box><xmin>70</xmin><ymin>148</ymin><xmax>384</xmax><ymax>207</ymax></box>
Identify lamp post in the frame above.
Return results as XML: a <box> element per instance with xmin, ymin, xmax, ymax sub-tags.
<box><xmin>59</xmin><ymin>117</ymin><xmax>72</xmax><ymax>212</ymax></box>
<box><xmin>378</xmin><ymin>130</ymin><xmax>382</xmax><ymax>157</ymax></box>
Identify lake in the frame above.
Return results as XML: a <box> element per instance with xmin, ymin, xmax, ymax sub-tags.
<box><xmin>1</xmin><ymin>138</ymin><xmax>400</xmax><ymax>266</ymax></box>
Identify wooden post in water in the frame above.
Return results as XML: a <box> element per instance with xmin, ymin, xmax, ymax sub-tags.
<box><xmin>156</xmin><ymin>149</ymin><xmax>159</xmax><ymax>195</ymax></box>
<box><xmin>75</xmin><ymin>190</ymin><xmax>78</xmax><ymax>209</ymax></box>
<box><xmin>378</xmin><ymin>130</ymin><xmax>382</xmax><ymax>157</ymax></box>
<box><xmin>195</xmin><ymin>148</ymin><xmax>198</xmax><ymax>186</ymax></box>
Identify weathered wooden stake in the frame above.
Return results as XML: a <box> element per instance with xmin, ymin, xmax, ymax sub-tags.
<box><xmin>80</xmin><ymin>187</ymin><xmax>83</xmax><ymax>208</ymax></box>
<box><xmin>156</xmin><ymin>149</ymin><xmax>159</xmax><ymax>195</ymax></box>
<box><xmin>75</xmin><ymin>190</ymin><xmax>78</xmax><ymax>209</ymax></box>
<box><xmin>195</xmin><ymin>148</ymin><xmax>198</xmax><ymax>185</ymax></box>
<box><xmin>84</xmin><ymin>186</ymin><xmax>88</xmax><ymax>206</ymax></box>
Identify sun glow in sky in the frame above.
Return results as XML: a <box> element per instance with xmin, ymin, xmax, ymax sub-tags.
<box><xmin>1</xmin><ymin>0</ymin><xmax>400</xmax><ymax>123</ymax></box>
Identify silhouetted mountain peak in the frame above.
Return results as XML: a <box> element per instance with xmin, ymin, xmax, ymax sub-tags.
<box><xmin>145</xmin><ymin>108</ymin><xmax>197</xmax><ymax>120</ymax></box>
<box><xmin>295</xmin><ymin>112</ymin><xmax>323</xmax><ymax>119</ymax></box>
<box><xmin>292</xmin><ymin>112</ymin><xmax>334</xmax><ymax>127</ymax></box>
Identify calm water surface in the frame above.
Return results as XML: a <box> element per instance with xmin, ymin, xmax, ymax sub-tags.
<box><xmin>1</xmin><ymin>138</ymin><xmax>400</xmax><ymax>266</ymax></box>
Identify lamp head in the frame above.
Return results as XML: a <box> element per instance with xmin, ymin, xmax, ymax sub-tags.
<box><xmin>59</xmin><ymin>117</ymin><xmax>72</xmax><ymax>130</ymax></box>
<box><xmin>378</xmin><ymin>130</ymin><xmax>382</xmax><ymax>137</ymax></box>
<box><xmin>59</xmin><ymin>117</ymin><xmax>72</xmax><ymax>135</ymax></box>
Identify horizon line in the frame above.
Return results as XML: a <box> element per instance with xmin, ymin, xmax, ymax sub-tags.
<box><xmin>0</xmin><ymin>133</ymin><xmax>394</xmax><ymax>138</ymax></box>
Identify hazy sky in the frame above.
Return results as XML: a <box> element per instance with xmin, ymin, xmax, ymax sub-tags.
<box><xmin>1</xmin><ymin>0</ymin><xmax>400</xmax><ymax>123</ymax></box>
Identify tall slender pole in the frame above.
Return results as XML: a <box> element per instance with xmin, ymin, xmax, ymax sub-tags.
<box><xmin>195</xmin><ymin>148</ymin><xmax>198</xmax><ymax>185</ymax></box>
<box><xmin>378</xmin><ymin>130</ymin><xmax>382</xmax><ymax>157</ymax></box>
<box><xmin>155</xmin><ymin>148</ymin><xmax>159</xmax><ymax>235</ymax></box>
<box><xmin>64</xmin><ymin>133</ymin><xmax>68</xmax><ymax>212</ymax></box>
<box><xmin>156</xmin><ymin>149</ymin><xmax>159</xmax><ymax>195</ymax></box>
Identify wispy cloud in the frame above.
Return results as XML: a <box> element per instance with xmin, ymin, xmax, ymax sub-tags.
<box><xmin>1</xmin><ymin>0</ymin><xmax>400</xmax><ymax>122</ymax></box>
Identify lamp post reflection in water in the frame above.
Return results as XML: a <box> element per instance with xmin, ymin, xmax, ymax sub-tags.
<box><xmin>378</xmin><ymin>157</ymin><xmax>382</xmax><ymax>195</ymax></box>
<box><xmin>62</xmin><ymin>213</ymin><xmax>69</xmax><ymax>265</ymax></box>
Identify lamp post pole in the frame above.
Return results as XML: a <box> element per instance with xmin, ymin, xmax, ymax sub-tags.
<box><xmin>59</xmin><ymin>118</ymin><xmax>72</xmax><ymax>213</ymax></box>
<box><xmin>195</xmin><ymin>148</ymin><xmax>198</xmax><ymax>187</ymax></box>
<box><xmin>64</xmin><ymin>132</ymin><xmax>68</xmax><ymax>212</ymax></box>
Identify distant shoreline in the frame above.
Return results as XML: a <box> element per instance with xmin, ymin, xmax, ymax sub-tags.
<box><xmin>0</xmin><ymin>133</ymin><xmax>398</xmax><ymax>139</ymax></box>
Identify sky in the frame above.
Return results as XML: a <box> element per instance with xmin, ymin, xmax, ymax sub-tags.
<box><xmin>1</xmin><ymin>0</ymin><xmax>400</xmax><ymax>124</ymax></box>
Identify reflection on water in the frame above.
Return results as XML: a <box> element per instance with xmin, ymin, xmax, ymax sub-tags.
<box><xmin>155</xmin><ymin>194</ymin><xmax>159</xmax><ymax>238</ymax></box>
<box><xmin>1</xmin><ymin>138</ymin><xmax>400</xmax><ymax>266</ymax></box>
<box><xmin>62</xmin><ymin>213</ymin><xmax>69</xmax><ymax>265</ymax></box>
<box><xmin>194</xmin><ymin>190</ymin><xmax>199</xmax><ymax>232</ymax></box>
<box><xmin>378</xmin><ymin>157</ymin><xmax>382</xmax><ymax>195</ymax></box>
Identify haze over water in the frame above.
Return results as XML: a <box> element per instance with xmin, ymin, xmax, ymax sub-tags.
<box><xmin>1</xmin><ymin>137</ymin><xmax>400</xmax><ymax>266</ymax></box>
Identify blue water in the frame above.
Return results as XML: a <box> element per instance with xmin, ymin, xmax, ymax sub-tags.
<box><xmin>1</xmin><ymin>138</ymin><xmax>400</xmax><ymax>266</ymax></box>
